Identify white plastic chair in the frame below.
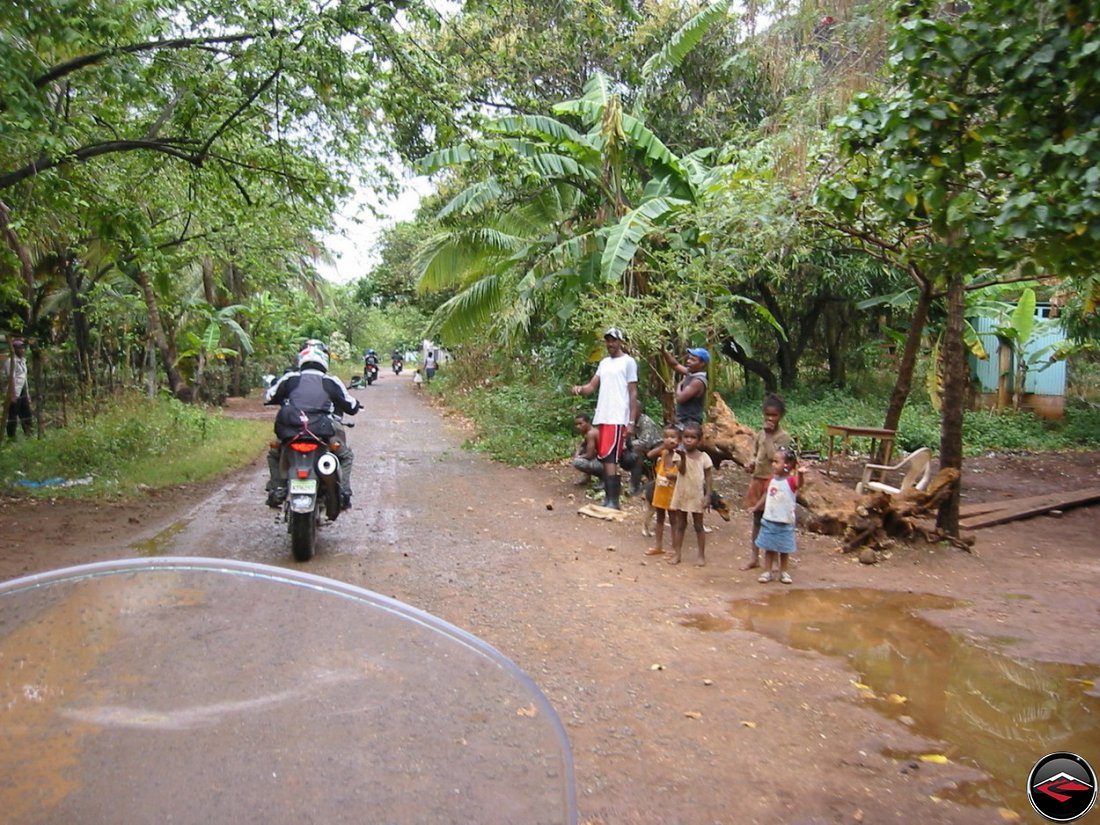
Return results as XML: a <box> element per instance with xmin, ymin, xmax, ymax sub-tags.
<box><xmin>856</xmin><ymin>447</ymin><xmax>933</xmax><ymax>495</ymax></box>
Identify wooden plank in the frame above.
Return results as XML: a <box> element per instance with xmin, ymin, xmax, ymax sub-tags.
<box><xmin>958</xmin><ymin>500</ymin><xmax>1014</xmax><ymax>518</ymax></box>
<box><xmin>959</xmin><ymin>492</ymin><xmax>1060</xmax><ymax>518</ymax></box>
<box><xmin>960</xmin><ymin>487</ymin><xmax>1100</xmax><ymax>529</ymax></box>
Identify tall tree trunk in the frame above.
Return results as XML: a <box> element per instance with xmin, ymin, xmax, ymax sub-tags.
<box><xmin>882</xmin><ymin>279</ymin><xmax>932</xmax><ymax>434</ymax></box>
<box><xmin>936</xmin><ymin>272</ymin><xmax>967</xmax><ymax>536</ymax></box>
<box><xmin>201</xmin><ymin>256</ymin><xmax>218</xmax><ymax>305</ymax></box>
<box><xmin>724</xmin><ymin>342</ymin><xmax>778</xmax><ymax>392</ymax></box>
<box><xmin>823</xmin><ymin>301</ymin><xmax>851</xmax><ymax>387</ymax></box>
<box><xmin>226</xmin><ymin>262</ymin><xmax>249</xmax><ymax>396</ymax></box>
<box><xmin>61</xmin><ymin>248</ymin><xmax>93</xmax><ymax>389</ymax></box>
<box><xmin>996</xmin><ymin>338</ymin><xmax>1012</xmax><ymax>409</ymax></box>
<box><xmin>132</xmin><ymin>265</ymin><xmax>189</xmax><ymax>400</ymax></box>
<box><xmin>0</xmin><ymin>200</ymin><xmax>36</xmax><ymax>331</ymax></box>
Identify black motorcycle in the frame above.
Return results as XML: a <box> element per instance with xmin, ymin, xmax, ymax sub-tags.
<box><xmin>364</xmin><ymin>361</ymin><xmax>379</xmax><ymax>385</ymax></box>
<box><xmin>275</xmin><ymin>409</ymin><xmax>349</xmax><ymax>561</ymax></box>
<box><xmin>392</xmin><ymin>357</ymin><xmax>403</xmax><ymax>375</ymax></box>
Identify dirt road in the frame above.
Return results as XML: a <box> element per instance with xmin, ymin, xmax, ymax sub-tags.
<box><xmin>2</xmin><ymin>373</ymin><xmax>1099</xmax><ymax>824</ymax></box>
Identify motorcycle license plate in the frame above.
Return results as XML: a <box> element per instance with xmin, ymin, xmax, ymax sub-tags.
<box><xmin>289</xmin><ymin>479</ymin><xmax>317</xmax><ymax>495</ymax></box>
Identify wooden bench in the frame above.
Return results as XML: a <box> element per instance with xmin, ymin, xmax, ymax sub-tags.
<box><xmin>824</xmin><ymin>424</ymin><xmax>897</xmax><ymax>478</ymax></box>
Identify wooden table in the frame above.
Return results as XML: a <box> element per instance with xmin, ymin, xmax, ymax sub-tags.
<box><xmin>824</xmin><ymin>425</ymin><xmax>897</xmax><ymax>478</ymax></box>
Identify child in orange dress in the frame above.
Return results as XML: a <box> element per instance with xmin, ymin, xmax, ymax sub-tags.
<box><xmin>644</xmin><ymin>424</ymin><xmax>681</xmax><ymax>556</ymax></box>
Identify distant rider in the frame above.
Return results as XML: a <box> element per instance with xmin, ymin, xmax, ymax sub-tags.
<box><xmin>265</xmin><ymin>340</ymin><xmax>360</xmax><ymax>508</ymax></box>
<box><xmin>364</xmin><ymin>349</ymin><xmax>380</xmax><ymax>380</ymax></box>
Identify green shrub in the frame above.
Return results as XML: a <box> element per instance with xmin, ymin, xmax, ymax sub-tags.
<box><xmin>0</xmin><ymin>393</ymin><xmax>268</xmax><ymax>497</ymax></box>
<box><xmin>432</xmin><ymin>367</ymin><xmax>1099</xmax><ymax>467</ymax></box>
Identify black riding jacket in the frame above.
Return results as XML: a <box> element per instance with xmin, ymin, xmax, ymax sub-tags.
<box><xmin>265</xmin><ymin>369</ymin><xmax>360</xmax><ymax>417</ymax></box>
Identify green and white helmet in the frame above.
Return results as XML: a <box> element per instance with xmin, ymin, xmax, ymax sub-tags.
<box><xmin>298</xmin><ymin>339</ymin><xmax>330</xmax><ymax>372</ymax></box>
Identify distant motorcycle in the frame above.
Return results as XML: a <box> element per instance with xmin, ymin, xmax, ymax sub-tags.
<box><xmin>364</xmin><ymin>361</ymin><xmax>379</xmax><ymax>385</ymax></box>
<box><xmin>392</xmin><ymin>357</ymin><xmax>403</xmax><ymax>375</ymax></box>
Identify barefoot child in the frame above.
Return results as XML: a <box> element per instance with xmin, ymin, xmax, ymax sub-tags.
<box><xmin>752</xmin><ymin>448</ymin><xmax>806</xmax><ymax>584</ymax></box>
<box><xmin>741</xmin><ymin>394</ymin><xmax>790</xmax><ymax>570</ymax></box>
<box><xmin>668</xmin><ymin>422</ymin><xmax>713</xmax><ymax>566</ymax></box>
<box><xmin>644</xmin><ymin>424</ymin><xmax>681</xmax><ymax>556</ymax></box>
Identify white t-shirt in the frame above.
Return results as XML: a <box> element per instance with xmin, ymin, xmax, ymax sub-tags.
<box><xmin>2</xmin><ymin>356</ymin><xmax>28</xmax><ymax>396</ymax></box>
<box><xmin>763</xmin><ymin>475</ymin><xmax>799</xmax><ymax>524</ymax></box>
<box><xmin>592</xmin><ymin>353</ymin><xmax>638</xmax><ymax>426</ymax></box>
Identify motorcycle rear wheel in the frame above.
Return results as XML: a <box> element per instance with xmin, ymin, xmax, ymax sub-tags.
<box><xmin>289</xmin><ymin>509</ymin><xmax>317</xmax><ymax>562</ymax></box>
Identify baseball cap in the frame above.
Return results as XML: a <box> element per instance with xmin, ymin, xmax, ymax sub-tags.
<box><xmin>687</xmin><ymin>347</ymin><xmax>710</xmax><ymax>364</ymax></box>
<box><xmin>604</xmin><ymin>327</ymin><xmax>625</xmax><ymax>341</ymax></box>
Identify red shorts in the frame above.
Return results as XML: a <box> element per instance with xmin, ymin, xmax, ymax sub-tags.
<box><xmin>596</xmin><ymin>424</ymin><xmax>628</xmax><ymax>462</ymax></box>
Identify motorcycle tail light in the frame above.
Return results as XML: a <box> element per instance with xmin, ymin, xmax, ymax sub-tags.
<box><xmin>289</xmin><ymin>442</ymin><xmax>319</xmax><ymax>453</ymax></box>
<box><xmin>297</xmin><ymin>470</ymin><xmax>309</xmax><ymax>478</ymax></box>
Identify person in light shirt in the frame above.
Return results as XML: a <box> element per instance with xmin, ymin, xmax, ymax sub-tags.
<box><xmin>570</xmin><ymin>327</ymin><xmax>639</xmax><ymax>510</ymax></box>
<box><xmin>2</xmin><ymin>338</ymin><xmax>32</xmax><ymax>439</ymax></box>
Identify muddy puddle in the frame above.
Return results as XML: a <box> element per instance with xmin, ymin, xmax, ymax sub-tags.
<box><xmin>709</xmin><ymin>589</ymin><xmax>1100</xmax><ymax>811</ymax></box>
<box><xmin>128</xmin><ymin>518</ymin><xmax>192</xmax><ymax>556</ymax></box>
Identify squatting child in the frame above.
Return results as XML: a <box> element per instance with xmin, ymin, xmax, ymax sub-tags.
<box><xmin>752</xmin><ymin>448</ymin><xmax>806</xmax><ymax>584</ymax></box>
<box><xmin>644</xmin><ymin>424</ymin><xmax>681</xmax><ymax>557</ymax></box>
<box><xmin>667</xmin><ymin>421</ymin><xmax>713</xmax><ymax>567</ymax></box>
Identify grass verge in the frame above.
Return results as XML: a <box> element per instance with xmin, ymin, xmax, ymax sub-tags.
<box><xmin>0</xmin><ymin>394</ymin><xmax>269</xmax><ymax>498</ymax></box>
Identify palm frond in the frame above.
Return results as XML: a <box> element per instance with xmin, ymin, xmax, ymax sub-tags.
<box><xmin>486</xmin><ymin>115</ymin><xmax>588</xmax><ymax>146</ymax></box>
<box><xmin>620</xmin><ymin>113</ymin><xmax>682</xmax><ymax>175</ymax></box>
<box><xmin>428</xmin><ymin>274</ymin><xmax>506</xmax><ymax>340</ymax></box>
<box><xmin>641</xmin><ymin>1</ymin><xmax>731</xmax><ymax>82</ymax></box>
<box><xmin>600</xmin><ymin>197</ymin><xmax>689</xmax><ymax>284</ymax></box>
<box><xmin>415</xmin><ymin>143</ymin><xmax>479</xmax><ymax>174</ymax></box>
<box><xmin>438</xmin><ymin>179</ymin><xmax>504</xmax><ymax>221</ymax></box>
<box><xmin>414</xmin><ymin>228</ymin><xmax>528</xmax><ymax>292</ymax></box>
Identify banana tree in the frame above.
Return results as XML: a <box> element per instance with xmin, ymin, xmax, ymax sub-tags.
<box><xmin>176</xmin><ymin>302</ymin><xmax>254</xmax><ymax>403</ymax></box>
<box><xmin>414</xmin><ymin>71</ymin><xmax>717</xmax><ymax>344</ymax></box>
<box><xmin>970</xmin><ymin>287</ymin><xmax>1060</xmax><ymax>410</ymax></box>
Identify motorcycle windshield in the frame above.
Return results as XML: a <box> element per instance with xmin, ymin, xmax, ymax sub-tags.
<box><xmin>0</xmin><ymin>559</ymin><xmax>577</xmax><ymax>824</ymax></box>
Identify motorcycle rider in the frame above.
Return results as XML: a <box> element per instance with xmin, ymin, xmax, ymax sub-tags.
<box><xmin>265</xmin><ymin>340</ymin><xmax>361</xmax><ymax>509</ymax></box>
<box><xmin>391</xmin><ymin>348</ymin><xmax>403</xmax><ymax>373</ymax></box>
<box><xmin>363</xmin><ymin>349</ymin><xmax>380</xmax><ymax>381</ymax></box>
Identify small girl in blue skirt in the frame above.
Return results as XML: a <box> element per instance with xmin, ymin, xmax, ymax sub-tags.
<box><xmin>751</xmin><ymin>448</ymin><xmax>806</xmax><ymax>584</ymax></box>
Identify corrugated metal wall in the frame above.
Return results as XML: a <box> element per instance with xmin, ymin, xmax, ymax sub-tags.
<box><xmin>969</xmin><ymin>306</ymin><xmax>1067</xmax><ymax>395</ymax></box>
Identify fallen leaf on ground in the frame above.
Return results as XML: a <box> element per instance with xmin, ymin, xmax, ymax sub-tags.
<box><xmin>740</xmin><ymin>720</ymin><xmax>757</xmax><ymax>728</ymax></box>
<box><xmin>886</xmin><ymin>693</ymin><xmax>908</xmax><ymax>704</ymax></box>
<box><xmin>516</xmin><ymin>704</ymin><xmax>538</xmax><ymax>717</ymax></box>
<box><xmin>650</xmin><ymin>664</ymin><xmax>665</xmax><ymax>671</ymax></box>
<box><xmin>919</xmin><ymin>754</ymin><xmax>949</xmax><ymax>764</ymax></box>
<box><xmin>684</xmin><ymin>711</ymin><xmax>702</xmax><ymax>719</ymax></box>
<box><xmin>997</xmin><ymin>808</ymin><xmax>1021</xmax><ymax>821</ymax></box>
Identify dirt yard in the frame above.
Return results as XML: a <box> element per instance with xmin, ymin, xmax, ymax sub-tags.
<box><xmin>1</xmin><ymin>384</ymin><xmax>1098</xmax><ymax>825</ymax></box>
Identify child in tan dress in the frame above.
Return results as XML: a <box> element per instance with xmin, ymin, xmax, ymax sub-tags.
<box><xmin>668</xmin><ymin>422</ymin><xmax>714</xmax><ymax>566</ymax></box>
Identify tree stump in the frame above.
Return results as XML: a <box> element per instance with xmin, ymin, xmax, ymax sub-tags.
<box><xmin>704</xmin><ymin>392</ymin><xmax>973</xmax><ymax>554</ymax></box>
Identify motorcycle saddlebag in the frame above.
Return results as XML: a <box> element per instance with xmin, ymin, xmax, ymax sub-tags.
<box><xmin>274</xmin><ymin>405</ymin><xmax>336</xmax><ymax>442</ymax></box>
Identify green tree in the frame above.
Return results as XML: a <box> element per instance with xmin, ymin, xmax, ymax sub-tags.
<box><xmin>413</xmin><ymin>69</ymin><xmax>722</xmax><ymax>345</ymax></box>
<box><xmin>824</xmin><ymin>0</ymin><xmax>1100</xmax><ymax>534</ymax></box>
